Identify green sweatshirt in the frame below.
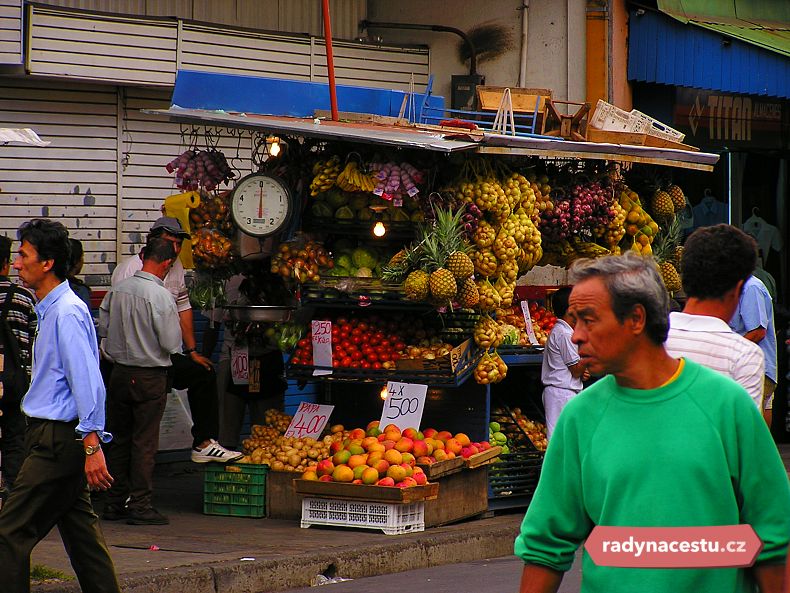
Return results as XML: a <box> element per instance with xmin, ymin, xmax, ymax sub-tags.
<box><xmin>514</xmin><ymin>359</ymin><xmax>790</xmax><ymax>593</ymax></box>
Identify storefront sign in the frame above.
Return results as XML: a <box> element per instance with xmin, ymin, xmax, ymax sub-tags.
<box><xmin>675</xmin><ymin>88</ymin><xmax>785</xmax><ymax>148</ymax></box>
<box><xmin>379</xmin><ymin>381</ymin><xmax>428</xmax><ymax>432</ymax></box>
<box><xmin>311</xmin><ymin>320</ymin><xmax>333</xmax><ymax>376</ymax></box>
<box><xmin>284</xmin><ymin>402</ymin><xmax>334</xmax><ymax>439</ymax></box>
<box><xmin>231</xmin><ymin>344</ymin><xmax>249</xmax><ymax>385</ymax></box>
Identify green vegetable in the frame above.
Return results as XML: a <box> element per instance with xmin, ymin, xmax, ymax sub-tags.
<box><xmin>335</xmin><ymin>254</ymin><xmax>352</xmax><ymax>270</ymax></box>
<box><xmin>325</xmin><ymin>190</ymin><xmax>349</xmax><ymax>209</ymax></box>
<box><xmin>311</xmin><ymin>201</ymin><xmax>333</xmax><ymax>218</ymax></box>
<box><xmin>334</xmin><ymin>206</ymin><xmax>354</xmax><ymax>220</ymax></box>
<box><xmin>351</xmin><ymin>246</ymin><xmax>378</xmax><ymax>269</ymax></box>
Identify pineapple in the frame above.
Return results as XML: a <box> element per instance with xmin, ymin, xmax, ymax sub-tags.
<box><xmin>651</xmin><ymin>190</ymin><xmax>675</xmax><ymax>219</ymax></box>
<box><xmin>428</xmin><ymin>268</ymin><xmax>457</xmax><ymax>301</ymax></box>
<box><xmin>666</xmin><ymin>184</ymin><xmax>686</xmax><ymax>213</ymax></box>
<box><xmin>457</xmin><ymin>276</ymin><xmax>480</xmax><ymax>308</ymax></box>
<box><xmin>403</xmin><ymin>270</ymin><xmax>429</xmax><ymax>300</ymax></box>
<box><xmin>446</xmin><ymin>251</ymin><xmax>474</xmax><ymax>279</ymax></box>
<box><xmin>652</xmin><ymin>216</ymin><xmax>682</xmax><ymax>293</ymax></box>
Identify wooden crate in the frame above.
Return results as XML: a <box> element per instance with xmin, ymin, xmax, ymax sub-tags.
<box><xmin>465</xmin><ymin>446</ymin><xmax>502</xmax><ymax>469</ymax></box>
<box><xmin>424</xmin><ymin>466</ymin><xmax>489</xmax><ymax>527</ymax></box>
<box><xmin>266</xmin><ymin>470</ymin><xmax>303</xmax><ymax>520</ymax></box>
<box><xmin>416</xmin><ymin>456</ymin><xmax>465</xmax><ymax>480</ymax></box>
<box><xmin>293</xmin><ymin>479</ymin><xmax>439</xmax><ymax>503</ymax></box>
<box><xmin>586</xmin><ymin>127</ymin><xmax>648</xmax><ymax>146</ymax></box>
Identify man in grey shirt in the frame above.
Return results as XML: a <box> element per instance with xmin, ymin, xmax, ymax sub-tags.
<box><xmin>98</xmin><ymin>237</ymin><xmax>182</xmax><ymax>525</ymax></box>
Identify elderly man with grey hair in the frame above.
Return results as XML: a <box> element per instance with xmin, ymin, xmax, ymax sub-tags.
<box><xmin>514</xmin><ymin>252</ymin><xmax>790</xmax><ymax>593</ymax></box>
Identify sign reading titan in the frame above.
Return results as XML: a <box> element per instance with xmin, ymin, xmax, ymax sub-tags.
<box><xmin>675</xmin><ymin>88</ymin><xmax>783</xmax><ymax>146</ymax></box>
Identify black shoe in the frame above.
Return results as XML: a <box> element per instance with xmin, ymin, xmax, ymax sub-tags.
<box><xmin>102</xmin><ymin>504</ymin><xmax>128</xmax><ymax>521</ymax></box>
<box><xmin>126</xmin><ymin>508</ymin><xmax>169</xmax><ymax>525</ymax></box>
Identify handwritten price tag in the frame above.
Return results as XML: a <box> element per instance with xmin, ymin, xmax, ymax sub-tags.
<box><xmin>379</xmin><ymin>382</ymin><xmax>428</xmax><ymax>432</ymax></box>
<box><xmin>284</xmin><ymin>402</ymin><xmax>335</xmax><ymax>439</ymax></box>
<box><xmin>230</xmin><ymin>345</ymin><xmax>249</xmax><ymax>385</ymax></box>
<box><xmin>520</xmin><ymin>301</ymin><xmax>540</xmax><ymax>346</ymax></box>
<box><xmin>311</xmin><ymin>320</ymin><xmax>333</xmax><ymax>376</ymax></box>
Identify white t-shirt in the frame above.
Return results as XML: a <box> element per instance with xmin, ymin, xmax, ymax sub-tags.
<box><xmin>665</xmin><ymin>311</ymin><xmax>764</xmax><ymax>408</ymax></box>
<box><xmin>112</xmin><ymin>252</ymin><xmax>191</xmax><ymax>313</ymax></box>
<box><xmin>540</xmin><ymin>319</ymin><xmax>582</xmax><ymax>392</ymax></box>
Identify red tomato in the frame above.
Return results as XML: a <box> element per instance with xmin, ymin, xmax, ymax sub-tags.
<box><xmin>395</xmin><ymin>341</ymin><xmax>406</xmax><ymax>351</ymax></box>
<box><xmin>367</xmin><ymin>352</ymin><xmax>379</xmax><ymax>363</ymax></box>
<box><xmin>373</xmin><ymin>331</ymin><xmax>384</xmax><ymax>342</ymax></box>
<box><xmin>361</xmin><ymin>360</ymin><xmax>372</xmax><ymax>369</ymax></box>
<box><xmin>336</xmin><ymin>317</ymin><xmax>348</xmax><ymax>326</ymax></box>
<box><xmin>341</xmin><ymin>357</ymin><xmax>353</xmax><ymax>367</ymax></box>
<box><xmin>297</xmin><ymin>338</ymin><xmax>310</xmax><ymax>349</ymax></box>
<box><xmin>351</xmin><ymin>351</ymin><xmax>363</xmax><ymax>361</ymax></box>
<box><xmin>372</xmin><ymin>362</ymin><xmax>383</xmax><ymax>369</ymax></box>
<box><xmin>358</xmin><ymin>322</ymin><xmax>369</xmax><ymax>331</ymax></box>
<box><xmin>350</xmin><ymin>361</ymin><xmax>362</xmax><ymax>368</ymax></box>
<box><xmin>391</xmin><ymin>353</ymin><xmax>400</xmax><ymax>361</ymax></box>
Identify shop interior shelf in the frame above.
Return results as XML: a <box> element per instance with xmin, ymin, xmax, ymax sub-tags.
<box><xmin>490</xmin><ymin>397</ymin><xmax>546</xmax><ymax>453</ymax></box>
<box><xmin>300</xmin><ymin>278</ymin><xmax>429</xmax><ymax>310</ymax></box>
<box><xmin>302</xmin><ymin>216</ymin><xmax>418</xmax><ymax>240</ymax></box>
<box><xmin>488</xmin><ymin>451</ymin><xmax>544</xmax><ymax>502</ymax></box>
<box><xmin>497</xmin><ymin>346</ymin><xmax>544</xmax><ymax>366</ymax></box>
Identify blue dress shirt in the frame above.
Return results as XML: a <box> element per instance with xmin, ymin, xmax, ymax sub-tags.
<box><xmin>729</xmin><ymin>276</ymin><xmax>777</xmax><ymax>383</ymax></box>
<box><xmin>22</xmin><ymin>280</ymin><xmax>110</xmax><ymax>441</ymax></box>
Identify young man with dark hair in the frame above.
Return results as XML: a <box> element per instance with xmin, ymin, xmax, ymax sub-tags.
<box><xmin>0</xmin><ymin>235</ymin><xmax>36</xmax><ymax>493</ymax></box>
<box><xmin>0</xmin><ymin>219</ymin><xmax>120</xmax><ymax>593</ymax></box>
<box><xmin>111</xmin><ymin>217</ymin><xmax>241</xmax><ymax>463</ymax></box>
<box><xmin>100</xmin><ymin>236</ymin><xmax>182</xmax><ymax>525</ymax></box>
<box><xmin>664</xmin><ymin>224</ymin><xmax>765</xmax><ymax>408</ymax></box>
<box><xmin>515</xmin><ymin>252</ymin><xmax>790</xmax><ymax>593</ymax></box>
<box><xmin>540</xmin><ymin>286</ymin><xmax>588</xmax><ymax>440</ymax></box>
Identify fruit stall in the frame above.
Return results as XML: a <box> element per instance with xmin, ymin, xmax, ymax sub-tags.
<box><xmin>150</xmin><ymin>81</ymin><xmax>719</xmax><ymax>528</ymax></box>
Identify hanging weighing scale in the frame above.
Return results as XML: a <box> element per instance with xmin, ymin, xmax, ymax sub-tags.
<box><xmin>230</xmin><ymin>172</ymin><xmax>294</xmax><ymax>237</ymax></box>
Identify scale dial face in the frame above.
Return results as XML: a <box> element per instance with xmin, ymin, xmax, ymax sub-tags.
<box><xmin>230</xmin><ymin>173</ymin><xmax>293</xmax><ymax>237</ymax></box>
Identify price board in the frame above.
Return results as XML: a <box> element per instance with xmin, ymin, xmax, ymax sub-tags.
<box><xmin>284</xmin><ymin>402</ymin><xmax>335</xmax><ymax>439</ymax></box>
<box><xmin>230</xmin><ymin>344</ymin><xmax>249</xmax><ymax>385</ymax></box>
<box><xmin>379</xmin><ymin>382</ymin><xmax>428</xmax><ymax>432</ymax></box>
<box><xmin>520</xmin><ymin>301</ymin><xmax>540</xmax><ymax>346</ymax></box>
<box><xmin>311</xmin><ymin>320</ymin><xmax>333</xmax><ymax>376</ymax></box>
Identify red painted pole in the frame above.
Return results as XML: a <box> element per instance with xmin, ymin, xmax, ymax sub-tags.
<box><xmin>322</xmin><ymin>0</ymin><xmax>339</xmax><ymax>121</ymax></box>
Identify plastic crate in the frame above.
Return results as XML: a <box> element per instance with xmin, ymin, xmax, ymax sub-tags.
<box><xmin>203</xmin><ymin>464</ymin><xmax>267</xmax><ymax>518</ymax></box>
<box><xmin>300</xmin><ymin>497</ymin><xmax>424</xmax><ymax>535</ymax></box>
<box><xmin>488</xmin><ymin>451</ymin><xmax>544</xmax><ymax>499</ymax></box>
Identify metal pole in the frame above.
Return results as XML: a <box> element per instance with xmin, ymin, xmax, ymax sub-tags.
<box><xmin>322</xmin><ymin>0</ymin><xmax>339</xmax><ymax>122</ymax></box>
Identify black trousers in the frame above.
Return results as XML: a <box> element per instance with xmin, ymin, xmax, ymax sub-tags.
<box><xmin>103</xmin><ymin>354</ymin><xmax>219</xmax><ymax>449</ymax></box>
<box><xmin>169</xmin><ymin>353</ymin><xmax>219</xmax><ymax>449</ymax></box>
<box><xmin>0</xmin><ymin>404</ymin><xmax>26</xmax><ymax>490</ymax></box>
<box><xmin>105</xmin><ymin>365</ymin><xmax>168</xmax><ymax>513</ymax></box>
<box><xmin>0</xmin><ymin>419</ymin><xmax>120</xmax><ymax>593</ymax></box>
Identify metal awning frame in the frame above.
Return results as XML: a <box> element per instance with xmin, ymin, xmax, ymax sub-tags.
<box><xmin>147</xmin><ymin>107</ymin><xmax>720</xmax><ymax>171</ymax></box>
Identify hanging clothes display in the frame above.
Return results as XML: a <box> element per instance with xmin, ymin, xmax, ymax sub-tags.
<box><xmin>692</xmin><ymin>189</ymin><xmax>728</xmax><ymax>228</ymax></box>
<box><xmin>742</xmin><ymin>208</ymin><xmax>782</xmax><ymax>267</ymax></box>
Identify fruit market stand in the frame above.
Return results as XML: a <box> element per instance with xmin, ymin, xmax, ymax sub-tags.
<box><xmin>149</xmin><ymin>76</ymin><xmax>719</xmax><ymax>528</ymax></box>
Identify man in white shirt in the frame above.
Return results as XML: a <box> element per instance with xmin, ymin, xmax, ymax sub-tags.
<box><xmin>110</xmin><ymin>217</ymin><xmax>241</xmax><ymax>463</ymax></box>
<box><xmin>664</xmin><ymin>224</ymin><xmax>764</xmax><ymax>408</ymax></box>
<box><xmin>541</xmin><ymin>287</ymin><xmax>588</xmax><ymax>440</ymax></box>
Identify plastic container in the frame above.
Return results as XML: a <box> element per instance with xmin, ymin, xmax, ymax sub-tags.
<box><xmin>300</xmin><ymin>497</ymin><xmax>425</xmax><ymax>535</ymax></box>
<box><xmin>203</xmin><ymin>464</ymin><xmax>267</xmax><ymax>518</ymax></box>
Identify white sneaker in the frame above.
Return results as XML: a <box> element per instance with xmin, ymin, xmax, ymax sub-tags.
<box><xmin>191</xmin><ymin>440</ymin><xmax>243</xmax><ymax>463</ymax></box>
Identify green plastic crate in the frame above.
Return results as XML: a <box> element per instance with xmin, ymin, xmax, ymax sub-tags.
<box><xmin>203</xmin><ymin>464</ymin><xmax>267</xmax><ymax>518</ymax></box>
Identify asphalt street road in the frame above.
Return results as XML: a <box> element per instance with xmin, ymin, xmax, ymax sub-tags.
<box><xmin>281</xmin><ymin>553</ymin><xmax>583</xmax><ymax>593</ymax></box>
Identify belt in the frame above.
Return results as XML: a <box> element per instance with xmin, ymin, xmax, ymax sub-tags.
<box><xmin>25</xmin><ymin>417</ymin><xmax>78</xmax><ymax>428</ymax></box>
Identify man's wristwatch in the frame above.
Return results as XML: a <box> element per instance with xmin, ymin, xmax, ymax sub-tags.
<box><xmin>183</xmin><ymin>348</ymin><xmax>196</xmax><ymax>355</ymax></box>
<box><xmin>84</xmin><ymin>444</ymin><xmax>102</xmax><ymax>456</ymax></box>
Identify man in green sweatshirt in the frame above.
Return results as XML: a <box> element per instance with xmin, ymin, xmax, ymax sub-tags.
<box><xmin>515</xmin><ymin>252</ymin><xmax>790</xmax><ymax>593</ymax></box>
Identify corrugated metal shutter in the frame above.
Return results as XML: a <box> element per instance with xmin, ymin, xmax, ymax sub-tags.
<box><xmin>314</xmin><ymin>41</ymin><xmax>430</xmax><ymax>91</ymax></box>
<box><xmin>0</xmin><ymin>78</ymin><xmax>118</xmax><ymax>283</ymax></box>
<box><xmin>27</xmin><ymin>4</ymin><xmax>178</xmax><ymax>86</ymax></box>
<box><xmin>0</xmin><ymin>0</ymin><xmax>22</xmax><ymax>65</ymax></box>
<box><xmin>179</xmin><ymin>23</ymin><xmax>312</xmax><ymax>80</ymax></box>
<box><xmin>120</xmin><ymin>87</ymin><xmax>253</xmax><ymax>259</ymax></box>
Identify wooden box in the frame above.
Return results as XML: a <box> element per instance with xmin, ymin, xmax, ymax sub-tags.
<box><xmin>424</xmin><ymin>466</ymin><xmax>489</xmax><ymax>527</ymax></box>
<box><xmin>266</xmin><ymin>470</ymin><xmax>303</xmax><ymax>520</ymax></box>
<box><xmin>293</xmin><ymin>479</ymin><xmax>439</xmax><ymax>503</ymax></box>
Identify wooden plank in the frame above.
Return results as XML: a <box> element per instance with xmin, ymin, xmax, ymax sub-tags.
<box><xmin>266</xmin><ymin>470</ymin><xmax>303</xmax><ymax>520</ymax></box>
<box><xmin>416</xmin><ymin>456</ymin><xmax>465</xmax><ymax>480</ymax></box>
<box><xmin>424</xmin><ymin>467</ymin><xmax>488</xmax><ymax>528</ymax></box>
<box><xmin>642</xmin><ymin>134</ymin><xmax>700</xmax><ymax>152</ymax></box>
<box><xmin>586</xmin><ymin>127</ymin><xmax>647</xmax><ymax>146</ymax></box>
<box><xmin>477</xmin><ymin>86</ymin><xmax>551</xmax><ymax>113</ymax></box>
<box><xmin>465</xmin><ymin>446</ymin><xmax>502</xmax><ymax>469</ymax></box>
<box><xmin>293</xmin><ymin>479</ymin><xmax>439</xmax><ymax>503</ymax></box>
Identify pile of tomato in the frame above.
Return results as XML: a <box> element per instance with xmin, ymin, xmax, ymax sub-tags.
<box><xmin>290</xmin><ymin>316</ymin><xmax>407</xmax><ymax>370</ymax></box>
<box><xmin>528</xmin><ymin>301</ymin><xmax>557</xmax><ymax>333</ymax></box>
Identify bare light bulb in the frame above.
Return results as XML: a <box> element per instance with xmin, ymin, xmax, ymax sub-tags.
<box><xmin>380</xmin><ymin>386</ymin><xmax>388</xmax><ymax>400</ymax></box>
<box><xmin>269</xmin><ymin>141</ymin><xmax>281</xmax><ymax>157</ymax></box>
<box><xmin>373</xmin><ymin>221</ymin><xmax>386</xmax><ymax>237</ymax></box>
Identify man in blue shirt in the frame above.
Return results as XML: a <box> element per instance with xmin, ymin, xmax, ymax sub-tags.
<box><xmin>729</xmin><ymin>275</ymin><xmax>777</xmax><ymax>427</ymax></box>
<box><xmin>0</xmin><ymin>219</ymin><xmax>120</xmax><ymax>593</ymax></box>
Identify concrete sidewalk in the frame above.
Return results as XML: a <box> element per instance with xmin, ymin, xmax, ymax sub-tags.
<box><xmin>31</xmin><ymin>461</ymin><xmax>525</xmax><ymax>593</ymax></box>
<box><xmin>30</xmin><ymin>443</ymin><xmax>790</xmax><ymax>593</ymax></box>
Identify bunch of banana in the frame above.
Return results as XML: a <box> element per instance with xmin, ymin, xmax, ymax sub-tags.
<box><xmin>309</xmin><ymin>155</ymin><xmax>342</xmax><ymax>196</ymax></box>
<box><xmin>537</xmin><ymin>240</ymin><xmax>577</xmax><ymax>267</ymax></box>
<box><xmin>570</xmin><ymin>238</ymin><xmax>610</xmax><ymax>259</ymax></box>
<box><xmin>335</xmin><ymin>161</ymin><xmax>377</xmax><ymax>193</ymax></box>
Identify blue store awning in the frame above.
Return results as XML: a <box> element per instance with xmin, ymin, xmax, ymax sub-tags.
<box><xmin>628</xmin><ymin>9</ymin><xmax>790</xmax><ymax>99</ymax></box>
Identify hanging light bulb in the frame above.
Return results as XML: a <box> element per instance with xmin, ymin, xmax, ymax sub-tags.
<box><xmin>380</xmin><ymin>386</ymin><xmax>388</xmax><ymax>400</ymax></box>
<box><xmin>373</xmin><ymin>221</ymin><xmax>386</xmax><ymax>237</ymax></box>
<box><xmin>266</xmin><ymin>135</ymin><xmax>281</xmax><ymax>157</ymax></box>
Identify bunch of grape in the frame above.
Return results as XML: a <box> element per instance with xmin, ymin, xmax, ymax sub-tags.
<box><xmin>568</xmin><ymin>181</ymin><xmax>616</xmax><ymax>234</ymax></box>
<box><xmin>166</xmin><ymin>149</ymin><xmax>234</xmax><ymax>191</ymax></box>
<box><xmin>538</xmin><ymin>197</ymin><xmax>573</xmax><ymax>242</ymax></box>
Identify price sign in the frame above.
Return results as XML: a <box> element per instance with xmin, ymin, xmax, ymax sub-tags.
<box><xmin>520</xmin><ymin>301</ymin><xmax>540</xmax><ymax>346</ymax></box>
<box><xmin>379</xmin><ymin>382</ymin><xmax>428</xmax><ymax>432</ymax></box>
<box><xmin>311</xmin><ymin>320</ymin><xmax>333</xmax><ymax>376</ymax></box>
<box><xmin>231</xmin><ymin>345</ymin><xmax>249</xmax><ymax>385</ymax></box>
<box><xmin>284</xmin><ymin>402</ymin><xmax>335</xmax><ymax>439</ymax></box>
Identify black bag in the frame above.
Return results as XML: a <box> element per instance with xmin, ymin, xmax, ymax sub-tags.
<box><xmin>0</xmin><ymin>286</ymin><xmax>30</xmax><ymax>408</ymax></box>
